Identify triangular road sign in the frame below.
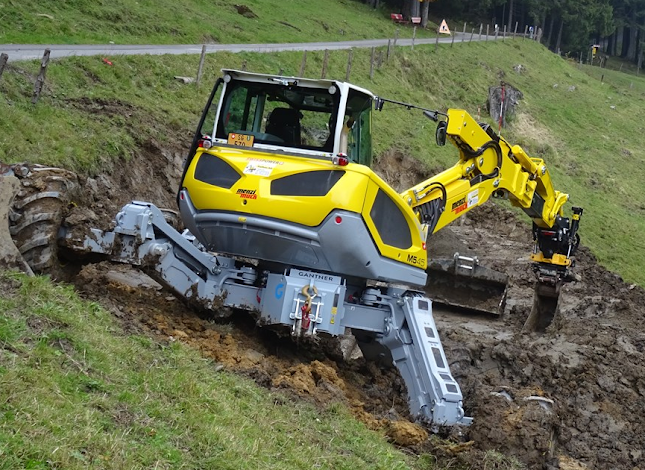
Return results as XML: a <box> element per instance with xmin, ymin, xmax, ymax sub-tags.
<box><xmin>438</xmin><ymin>19</ymin><xmax>451</xmax><ymax>35</ymax></box>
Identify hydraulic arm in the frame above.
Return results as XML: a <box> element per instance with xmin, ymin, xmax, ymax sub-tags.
<box><xmin>400</xmin><ymin>108</ymin><xmax>582</xmax><ymax>286</ymax></box>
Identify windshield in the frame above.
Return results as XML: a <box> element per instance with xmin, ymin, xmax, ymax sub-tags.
<box><xmin>215</xmin><ymin>81</ymin><xmax>340</xmax><ymax>152</ymax></box>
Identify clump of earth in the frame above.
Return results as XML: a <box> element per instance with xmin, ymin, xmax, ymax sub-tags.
<box><xmin>7</xmin><ymin>133</ymin><xmax>645</xmax><ymax>470</ymax></box>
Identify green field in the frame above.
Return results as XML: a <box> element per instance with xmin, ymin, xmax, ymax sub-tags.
<box><xmin>0</xmin><ymin>0</ymin><xmax>435</xmax><ymax>45</ymax></box>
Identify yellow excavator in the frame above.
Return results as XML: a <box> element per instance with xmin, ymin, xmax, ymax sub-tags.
<box><xmin>62</xmin><ymin>69</ymin><xmax>582</xmax><ymax>426</ymax></box>
<box><xmin>180</xmin><ymin>70</ymin><xmax>581</xmax><ymax>308</ymax></box>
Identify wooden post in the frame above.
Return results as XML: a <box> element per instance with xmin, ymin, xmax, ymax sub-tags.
<box><xmin>462</xmin><ymin>22</ymin><xmax>467</xmax><ymax>42</ymax></box>
<box><xmin>386</xmin><ymin>39</ymin><xmax>392</xmax><ymax>61</ymax></box>
<box><xmin>196</xmin><ymin>45</ymin><xmax>207</xmax><ymax>86</ymax></box>
<box><xmin>31</xmin><ymin>49</ymin><xmax>50</xmax><ymax>105</ymax></box>
<box><xmin>0</xmin><ymin>53</ymin><xmax>8</xmax><ymax>83</ymax></box>
<box><xmin>513</xmin><ymin>22</ymin><xmax>518</xmax><ymax>39</ymax></box>
<box><xmin>412</xmin><ymin>26</ymin><xmax>417</xmax><ymax>50</ymax></box>
<box><xmin>299</xmin><ymin>50</ymin><xmax>307</xmax><ymax>77</ymax></box>
<box><xmin>345</xmin><ymin>49</ymin><xmax>353</xmax><ymax>81</ymax></box>
<box><xmin>495</xmin><ymin>25</ymin><xmax>499</xmax><ymax>40</ymax></box>
<box><xmin>435</xmin><ymin>34</ymin><xmax>439</xmax><ymax>52</ymax></box>
<box><xmin>486</xmin><ymin>24</ymin><xmax>489</xmax><ymax>41</ymax></box>
<box><xmin>393</xmin><ymin>28</ymin><xmax>399</xmax><ymax>47</ymax></box>
<box><xmin>523</xmin><ymin>25</ymin><xmax>528</xmax><ymax>39</ymax></box>
<box><xmin>479</xmin><ymin>24</ymin><xmax>483</xmax><ymax>41</ymax></box>
<box><xmin>469</xmin><ymin>28</ymin><xmax>475</xmax><ymax>43</ymax></box>
<box><xmin>369</xmin><ymin>47</ymin><xmax>376</xmax><ymax>80</ymax></box>
<box><xmin>503</xmin><ymin>25</ymin><xmax>507</xmax><ymax>41</ymax></box>
<box><xmin>451</xmin><ymin>32</ymin><xmax>455</xmax><ymax>47</ymax></box>
<box><xmin>321</xmin><ymin>49</ymin><xmax>329</xmax><ymax>78</ymax></box>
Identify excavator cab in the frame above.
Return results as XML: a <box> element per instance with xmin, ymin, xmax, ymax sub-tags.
<box><xmin>178</xmin><ymin>69</ymin><xmax>429</xmax><ymax>288</ymax></box>
<box><xmin>185</xmin><ymin>70</ymin><xmax>373</xmax><ymax>166</ymax></box>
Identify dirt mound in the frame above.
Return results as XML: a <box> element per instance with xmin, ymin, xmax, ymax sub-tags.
<box><xmin>72</xmin><ymin>261</ymin><xmax>424</xmax><ymax>444</ymax></box>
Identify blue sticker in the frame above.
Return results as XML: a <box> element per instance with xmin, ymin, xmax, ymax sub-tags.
<box><xmin>275</xmin><ymin>283</ymin><xmax>285</xmax><ymax>299</ymax></box>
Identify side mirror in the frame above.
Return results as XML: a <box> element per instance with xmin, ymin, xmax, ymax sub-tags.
<box><xmin>374</xmin><ymin>97</ymin><xmax>384</xmax><ymax>111</ymax></box>
<box><xmin>435</xmin><ymin>121</ymin><xmax>447</xmax><ymax>146</ymax></box>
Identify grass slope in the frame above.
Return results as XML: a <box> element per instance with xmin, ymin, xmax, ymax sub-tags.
<box><xmin>0</xmin><ymin>0</ymin><xmax>435</xmax><ymax>45</ymax></box>
<box><xmin>1</xmin><ymin>38</ymin><xmax>643</xmax><ymax>284</ymax></box>
<box><xmin>0</xmin><ymin>273</ymin><xmax>427</xmax><ymax>470</ymax></box>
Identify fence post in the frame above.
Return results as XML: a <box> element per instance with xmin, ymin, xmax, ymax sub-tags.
<box><xmin>479</xmin><ymin>24</ymin><xmax>483</xmax><ymax>41</ymax></box>
<box><xmin>370</xmin><ymin>47</ymin><xmax>376</xmax><ymax>80</ymax></box>
<box><xmin>393</xmin><ymin>28</ymin><xmax>399</xmax><ymax>47</ymax></box>
<box><xmin>486</xmin><ymin>24</ymin><xmax>489</xmax><ymax>41</ymax></box>
<box><xmin>299</xmin><ymin>50</ymin><xmax>307</xmax><ymax>77</ymax></box>
<box><xmin>523</xmin><ymin>25</ymin><xmax>528</xmax><ymax>39</ymax></box>
<box><xmin>386</xmin><ymin>39</ymin><xmax>392</xmax><ymax>61</ymax></box>
<box><xmin>412</xmin><ymin>25</ymin><xmax>417</xmax><ymax>50</ymax></box>
<box><xmin>321</xmin><ymin>49</ymin><xmax>329</xmax><ymax>78</ymax></box>
<box><xmin>196</xmin><ymin>45</ymin><xmax>207</xmax><ymax>86</ymax></box>
<box><xmin>513</xmin><ymin>22</ymin><xmax>518</xmax><ymax>39</ymax></box>
<box><xmin>0</xmin><ymin>53</ymin><xmax>8</xmax><ymax>83</ymax></box>
<box><xmin>451</xmin><ymin>31</ymin><xmax>455</xmax><ymax>47</ymax></box>
<box><xmin>436</xmin><ymin>34</ymin><xmax>440</xmax><ymax>52</ymax></box>
<box><xmin>469</xmin><ymin>28</ymin><xmax>475</xmax><ymax>43</ymax></box>
<box><xmin>345</xmin><ymin>49</ymin><xmax>353</xmax><ymax>81</ymax></box>
<box><xmin>462</xmin><ymin>22</ymin><xmax>467</xmax><ymax>42</ymax></box>
<box><xmin>503</xmin><ymin>25</ymin><xmax>507</xmax><ymax>41</ymax></box>
<box><xmin>32</xmin><ymin>49</ymin><xmax>50</xmax><ymax>104</ymax></box>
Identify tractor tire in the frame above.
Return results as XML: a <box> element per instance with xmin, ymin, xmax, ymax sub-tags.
<box><xmin>9</xmin><ymin>164</ymin><xmax>80</xmax><ymax>274</ymax></box>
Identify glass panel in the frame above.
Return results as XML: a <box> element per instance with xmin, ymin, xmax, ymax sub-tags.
<box><xmin>216</xmin><ymin>80</ymin><xmax>339</xmax><ymax>151</ymax></box>
<box><xmin>345</xmin><ymin>90</ymin><xmax>373</xmax><ymax>166</ymax></box>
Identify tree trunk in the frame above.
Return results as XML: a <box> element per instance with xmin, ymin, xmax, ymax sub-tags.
<box><xmin>555</xmin><ymin>16</ymin><xmax>564</xmax><ymax>54</ymax></box>
<box><xmin>622</xmin><ymin>24</ymin><xmax>630</xmax><ymax>57</ymax></box>
<box><xmin>411</xmin><ymin>0</ymin><xmax>420</xmax><ymax>17</ymax></box>
<box><xmin>507</xmin><ymin>0</ymin><xmax>514</xmax><ymax>32</ymax></box>
<box><xmin>546</xmin><ymin>14</ymin><xmax>555</xmax><ymax>50</ymax></box>
<box><xmin>627</xmin><ymin>16</ymin><xmax>638</xmax><ymax>61</ymax></box>
<box><xmin>421</xmin><ymin>0</ymin><xmax>429</xmax><ymax>28</ymax></box>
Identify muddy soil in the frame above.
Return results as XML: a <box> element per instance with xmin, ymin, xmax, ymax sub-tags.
<box><xmin>7</xmin><ymin>142</ymin><xmax>645</xmax><ymax>470</ymax></box>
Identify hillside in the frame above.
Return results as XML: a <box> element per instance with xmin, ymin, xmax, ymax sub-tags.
<box><xmin>0</xmin><ymin>0</ymin><xmax>435</xmax><ymax>45</ymax></box>
<box><xmin>2</xmin><ymin>9</ymin><xmax>645</xmax><ymax>470</ymax></box>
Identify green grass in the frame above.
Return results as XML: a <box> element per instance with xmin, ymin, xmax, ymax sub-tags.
<box><xmin>0</xmin><ymin>0</ymin><xmax>436</xmax><ymax>45</ymax></box>
<box><xmin>0</xmin><ymin>273</ymin><xmax>434</xmax><ymax>470</ymax></box>
<box><xmin>1</xmin><ymin>38</ymin><xmax>645</xmax><ymax>285</ymax></box>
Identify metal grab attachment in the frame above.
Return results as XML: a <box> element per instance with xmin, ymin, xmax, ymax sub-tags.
<box><xmin>62</xmin><ymin>201</ymin><xmax>472</xmax><ymax>426</ymax></box>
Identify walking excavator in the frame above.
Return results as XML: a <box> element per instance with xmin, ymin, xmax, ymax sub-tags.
<box><xmin>55</xmin><ymin>70</ymin><xmax>582</xmax><ymax>426</ymax></box>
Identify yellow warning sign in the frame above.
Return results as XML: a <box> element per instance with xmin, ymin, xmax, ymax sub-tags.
<box><xmin>438</xmin><ymin>19</ymin><xmax>451</xmax><ymax>35</ymax></box>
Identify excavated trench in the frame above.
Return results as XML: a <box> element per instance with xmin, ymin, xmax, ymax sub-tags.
<box><xmin>5</xmin><ymin>141</ymin><xmax>645</xmax><ymax>470</ymax></box>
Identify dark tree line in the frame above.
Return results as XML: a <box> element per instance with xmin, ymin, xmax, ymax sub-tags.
<box><xmin>358</xmin><ymin>0</ymin><xmax>644</xmax><ymax>64</ymax></box>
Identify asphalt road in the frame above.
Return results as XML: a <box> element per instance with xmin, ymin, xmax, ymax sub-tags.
<box><xmin>0</xmin><ymin>34</ymin><xmax>501</xmax><ymax>62</ymax></box>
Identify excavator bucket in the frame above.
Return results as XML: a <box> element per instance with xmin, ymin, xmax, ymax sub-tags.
<box><xmin>424</xmin><ymin>253</ymin><xmax>508</xmax><ymax>315</ymax></box>
<box><xmin>522</xmin><ymin>281</ymin><xmax>560</xmax><ymax>332</ymax></box>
